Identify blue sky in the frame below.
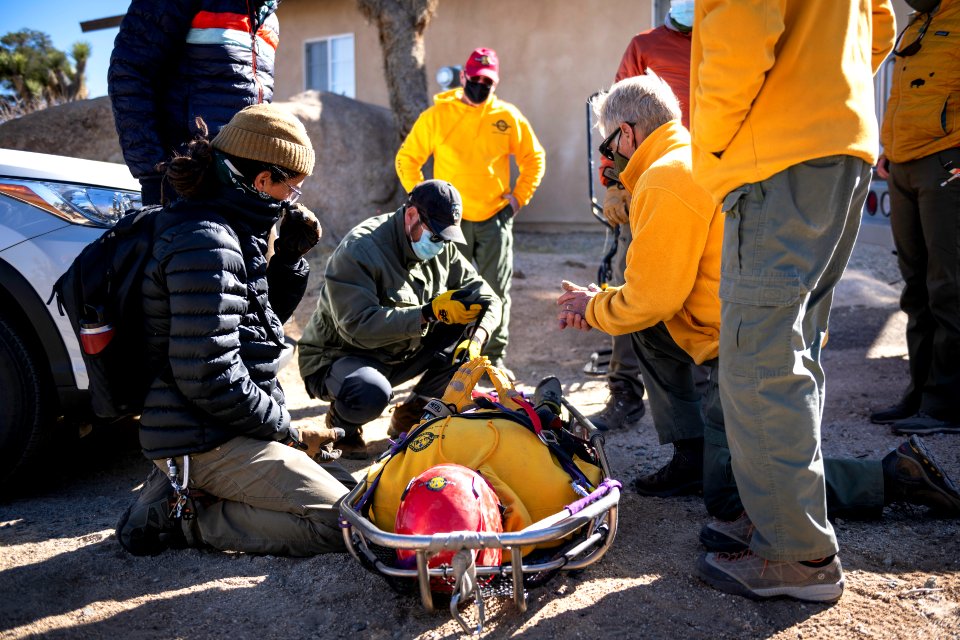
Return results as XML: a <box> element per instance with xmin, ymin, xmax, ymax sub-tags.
<box><xmin>2</xmin><ymin>1</ymin><xmax>131</xmax><ymax>98</ymax></box>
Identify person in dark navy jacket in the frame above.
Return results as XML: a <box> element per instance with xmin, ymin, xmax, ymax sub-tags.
<box><xmin>115</xmin><ymin>104</ymin><xmax>350</xmax><ymax>558</ymax></box>
<box><xmin>108</xmin><ymin>0</ymin><xmax>280</xmax><ymax>205</ymax></box>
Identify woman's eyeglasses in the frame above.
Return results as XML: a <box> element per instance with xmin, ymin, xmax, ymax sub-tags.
<box><xmin>894</xmin><ymin>11</ymin><xmax>933</xmax><ymax>57</ymax></box>
<box><xmin>598</xmin><ymin>122</ymin><xmax>636</xmax><ymax>161</ymax></box>
<box><xmin>283</xmin><ymin>181</ymin><xmax>302</xmax><ymax>204</ymax></box>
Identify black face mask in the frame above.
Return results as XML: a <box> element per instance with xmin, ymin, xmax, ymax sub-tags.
<box><xmin>905</xmin><ymin>0</ymin><xmax>939</xmax><ymax>12</ymax></box>
<box><xmin>464</xmin><ymin>80</ymin><xmax>492</xmax><ymax>104</ymax></box>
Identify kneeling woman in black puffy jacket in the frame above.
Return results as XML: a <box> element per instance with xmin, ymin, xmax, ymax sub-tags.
<box><xmin>117</xmin><ymin>104</ymin><xmax>349</xmax><ymax>557</ymax></box>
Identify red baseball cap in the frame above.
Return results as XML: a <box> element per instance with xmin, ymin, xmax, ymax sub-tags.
<box><xmin>464</xmin><ymin>47</ymin><xmax>499</xmax><ymax>83</ymax></box>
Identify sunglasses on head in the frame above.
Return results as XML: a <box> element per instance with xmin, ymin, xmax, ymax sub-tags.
<box><xmin>418</xmin><ymin>215</ymin><xmax>445</xmax><ymax>243</ymax></box>
<box><xmin>894</xmin><ymin>11</ymin><xmax>933</xmax><ymax>57</ymax></box>
<box><xmin>598</xmin><ymin>122</ymin><xmax>636</xmax><ymax>161</ymax></box>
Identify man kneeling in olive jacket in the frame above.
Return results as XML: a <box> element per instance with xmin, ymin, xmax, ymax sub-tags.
<box><xmin>298</xmin><ymin>180</ymin><xmax>502</xmax><ymax>459</ymax></box>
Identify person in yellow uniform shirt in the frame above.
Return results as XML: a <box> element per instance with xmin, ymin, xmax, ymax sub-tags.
<box><xmin>396</xmin><ymin>47</ymin><xmax>546</xmax><ymax>380</ymax></box>
<box><xmin>687</xmin><ymin>0</ymin><xmax>895</xmax><ymax>602</ymax></box>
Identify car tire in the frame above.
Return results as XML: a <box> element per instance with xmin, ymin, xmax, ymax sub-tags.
<box><xmin>0</xmin><ymin>315</ymin><xmax>55</xmax><ymax>486</ymax></box>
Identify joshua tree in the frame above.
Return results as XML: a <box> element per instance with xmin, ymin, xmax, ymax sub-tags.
<box><xmin>356</xmin><ymin>0</ymin><xmax>439</xmax><ymax>141</ymax></box>
<box><xmin>0</xmin><ymin>30</ymin><xmax>89</xmax><ymax>120</ymax></box>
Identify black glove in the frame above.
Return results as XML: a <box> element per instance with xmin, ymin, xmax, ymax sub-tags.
<box><xmin>274</xmin><ymin>204</ymin><xmax>321</xmax><ymax>263</ymax></box>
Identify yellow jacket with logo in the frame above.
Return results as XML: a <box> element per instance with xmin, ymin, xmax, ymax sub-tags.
<box><xmin>689</xmin><ymin>0</ymin><xmax>896</xmax><ymax>204</ymax></box>
<box><xmin>395</xmin><ymin>89</ymin><xmax>546</xmax><ymax>222</ymax></box>
<box><xmin>881</xmin><ymin>0</ymin><xmax>960</xmax><ymax>163</ymax></box>
<box><xmin>368</xmin><ymin>412</ymin><xmax>602</xmax><ymax>558</ymax></box>
<box><xmin>586</xmin><ymin>121</ymin><xmax>722</xmax><ymax>365</ymax></box>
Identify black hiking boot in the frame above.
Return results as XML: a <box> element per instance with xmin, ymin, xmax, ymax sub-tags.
<box><xmin>588</xmin><ymin>380</ymin><xmax>644</xmax><ymax>430</ymax></box>
<box><xmin>326</xmin><ymin>409</ymin><xmax>368</xmax><ymax>460</ymax></box>
<box><xmin>116</xmin><ymin>467</ymin><xmax>185</xmax><ymax>556</ymax></box>
<box><xmin>633</xmin><ymin>438</ymin><xmax>703</xmax><ymax>497</ymax></box>
<box><xmin>533</xmin><ymin>376</ymin><xmax>563</xmax><ymax>415</ymax></box>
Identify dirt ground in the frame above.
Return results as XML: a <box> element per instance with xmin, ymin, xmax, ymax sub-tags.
<box><xmin>1</xmin><ymin>230</ymin><xmax>958</xmax><ymax>640</ymax></box>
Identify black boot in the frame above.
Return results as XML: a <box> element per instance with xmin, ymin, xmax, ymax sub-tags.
<box><xmin>882</xmin><ymin>435</ymin><xmax>960</xmax><ymax>515</ymax></box>
<box><xmin>327</xmin><ymin>405</ymin><xmax>369</xmax><ymax>460</ymax></box>
<box><xmin>116</xmin><ymin>467</ymin><xmax>186</xmax><ymax>556</ymax></box>
<box><xmin>633</xmin><ymin>437</ymin><xmax>703</xmax><ymax>497</ymax></box>
<box><xmin>588</xmin><ymin>380</ymin><xmax>645</xmax><ymax>431</ymax></box>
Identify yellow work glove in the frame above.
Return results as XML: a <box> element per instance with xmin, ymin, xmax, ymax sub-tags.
<box><xmin>452</xmin><ymin>337</ymin><xmax>482</xmax><ymax>364</ymax></box>
<box><xmin>441</xmin><ymin>356</ymin><xmax>491</xmax><ymax>411</ymax></box>
<box><xmin>426</xmin><ymin>289</ymin><xmax>485</xmax><ymax>325</ymax></box>
<box><xmin>602</xmin><ymin>184</ymin><xmax>630</xmax><ymax>226</ymax></box>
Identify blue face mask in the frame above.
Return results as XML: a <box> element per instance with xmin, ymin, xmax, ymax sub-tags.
<box><xmin>669</xmin><ymin>0</ymin><xmax>694</xmax><ymax>29</ymax></box>
<box><xmin>411</xmin><ymin>227</ymin><xmax>444</xmax><ymax>261</ymax></box>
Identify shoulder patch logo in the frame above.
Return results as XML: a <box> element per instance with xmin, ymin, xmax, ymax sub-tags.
<box><xmin>493</xmin><ymin>119</ymin><xmax>510</xmax><ymax>133</ymax></box>
<box><xmin>409</xmin><ymin>431</ymin><xmax>441</xmax><ymax>452</ymax></box>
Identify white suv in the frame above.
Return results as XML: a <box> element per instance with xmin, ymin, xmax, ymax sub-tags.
<box><xmin>0</xmin><ymin>149</ymin><xmax>141</xmax><ymax>484</ymax></box>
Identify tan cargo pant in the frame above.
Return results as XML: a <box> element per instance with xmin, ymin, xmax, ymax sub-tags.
<box><xmin>154</xmin><ymin>436</ymin><xmax>350</xmax><ymax>556</ymax></box>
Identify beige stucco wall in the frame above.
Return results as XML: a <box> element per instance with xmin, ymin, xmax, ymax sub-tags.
<box><xmin>275</xmin><ymin>0</ymin><xmax>652</xmax><ymax>226</ymax></box>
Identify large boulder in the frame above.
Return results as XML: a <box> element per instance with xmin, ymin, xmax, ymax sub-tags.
<box><xmin>0</xmin><ymin>97</ymin><xmax>125</xmax><ymax>164</ymax></box>
<box><xmin>283</xmin><ymin>91</ymin><xmax>404</xmax><ymax>245</ymax></box>
<box><xmin>0</xmin><ymin>91</ymin><xmax>404</xmax><ymax>244</ymax></box>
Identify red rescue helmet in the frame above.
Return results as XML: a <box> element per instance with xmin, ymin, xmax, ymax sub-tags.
<box><xmin>395</xmin><ymin>464</ymin><xmax>503</xmax><ymax>573</ymax></box>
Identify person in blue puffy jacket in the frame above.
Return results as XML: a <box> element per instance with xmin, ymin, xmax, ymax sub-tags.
<box><xmin>108</xmin><ymin>0</ymin><xmax>280</xmax><ymax>205</ymax></box>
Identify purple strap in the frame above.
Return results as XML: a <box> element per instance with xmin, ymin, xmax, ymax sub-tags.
<box><xmin>565</xmin><ymin>479</ymin><xmax>622</xmax><ymax>515</ymax></box>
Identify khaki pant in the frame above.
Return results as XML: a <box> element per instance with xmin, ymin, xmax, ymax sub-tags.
<box><xmin>155</xmin><ymin>436</ymin><xmax>350</xmax><ymax>556</ymax></box>
<box><xmin>719</xmin><ymin>155</ymin><xmax>871</xmax><ymax>562</ymax></box>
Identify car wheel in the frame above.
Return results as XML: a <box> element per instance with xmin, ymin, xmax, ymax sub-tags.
<box><xmin>0</xmin><ymin>315</ymin><xmax>54</xmax><ymax>486</ymax></box>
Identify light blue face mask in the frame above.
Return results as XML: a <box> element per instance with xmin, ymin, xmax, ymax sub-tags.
<box><xmin>670</xmin><ymin>0</ymin><xmax>694</xmax><ymax>29</ymax></box>
<box><xmin>411</xmin><ymin>228</ymin><xmax>444</xmax><ymax>261</ymax></box>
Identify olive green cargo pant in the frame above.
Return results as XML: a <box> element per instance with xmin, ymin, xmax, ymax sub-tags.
<box><xmin>718</xmin><ymin>155</ymin><xmax>872</xmax><ymax>562</ymax></box>
<box><xmin>634</xmin><ymin>322</ymin><xmax>885</xmax><ymax>522</ymax></box>
<box><xmin>460</xmin><ymin>207</ymin><xmax>514</xmax><ymax>362</ymax></box>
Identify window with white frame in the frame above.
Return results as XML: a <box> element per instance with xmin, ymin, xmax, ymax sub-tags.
<box><xmin>305</xmin><ymin>34</ymin><xmax>355</xmax><ymax>98</ymax></box>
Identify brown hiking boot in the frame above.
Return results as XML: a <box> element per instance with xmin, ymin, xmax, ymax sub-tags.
<box><xmin>697</xmin><ymin>551</ymin><xmax>844</xmax><ymax>603</ymax></box>
<box><xmin>883</xmin><ymin>435</ymin><xmax>960</xmax><ymax>514</ymax></box>
<box><xmin>699</xmin><ymin>512</ymin><xmax>755</xmax><ymax>553</ymax></box>
<box><xmin>388</xmin><ymin>395</ymin><xmax>430</xmax><ymax>439</ymax></box>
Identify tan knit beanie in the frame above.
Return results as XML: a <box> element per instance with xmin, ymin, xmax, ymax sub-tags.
<box><xmin>212</xmin><ymin>104</ymin><xmax>315</xmax><ymax>176</ymax></box>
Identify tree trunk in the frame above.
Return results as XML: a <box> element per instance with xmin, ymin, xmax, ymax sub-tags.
<box><xmin>356</xmin><ymin>0</ymin><xmax>438</xmax><ymax>141</ymax></box>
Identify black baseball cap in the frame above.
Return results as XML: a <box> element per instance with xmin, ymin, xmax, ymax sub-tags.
<box><xmin>407</xmin><ymin>180</ymin><xmax>466</xmax><ymax>244</ymax></box>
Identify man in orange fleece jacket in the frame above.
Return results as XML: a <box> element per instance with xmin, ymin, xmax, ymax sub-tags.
<box><xmin>559</xmin><ymin>73</ymin><xmax>960</xmax><ymax>602</ymax></box>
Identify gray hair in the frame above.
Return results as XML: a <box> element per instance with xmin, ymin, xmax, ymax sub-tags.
<box><xmin>591</xmin><ymin>74</ymin><xmax>681</xmax><ymax>140</ymax></box>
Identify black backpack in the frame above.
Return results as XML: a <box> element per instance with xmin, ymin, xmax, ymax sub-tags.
<box><xmin>51</xmin><ymin>205</ymin><xmax>286</xmax><ymax>420</ymax></box>
<box><xmin>51</xmin><ymin>206</ymin><xmax>166</xmax><ymax>420</ymax></box>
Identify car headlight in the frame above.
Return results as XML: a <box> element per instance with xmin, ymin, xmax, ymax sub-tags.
<box><xmin>0</xmin><ymin>179</ymin><xmax>142</xmax><ymax>227</ymax></box>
